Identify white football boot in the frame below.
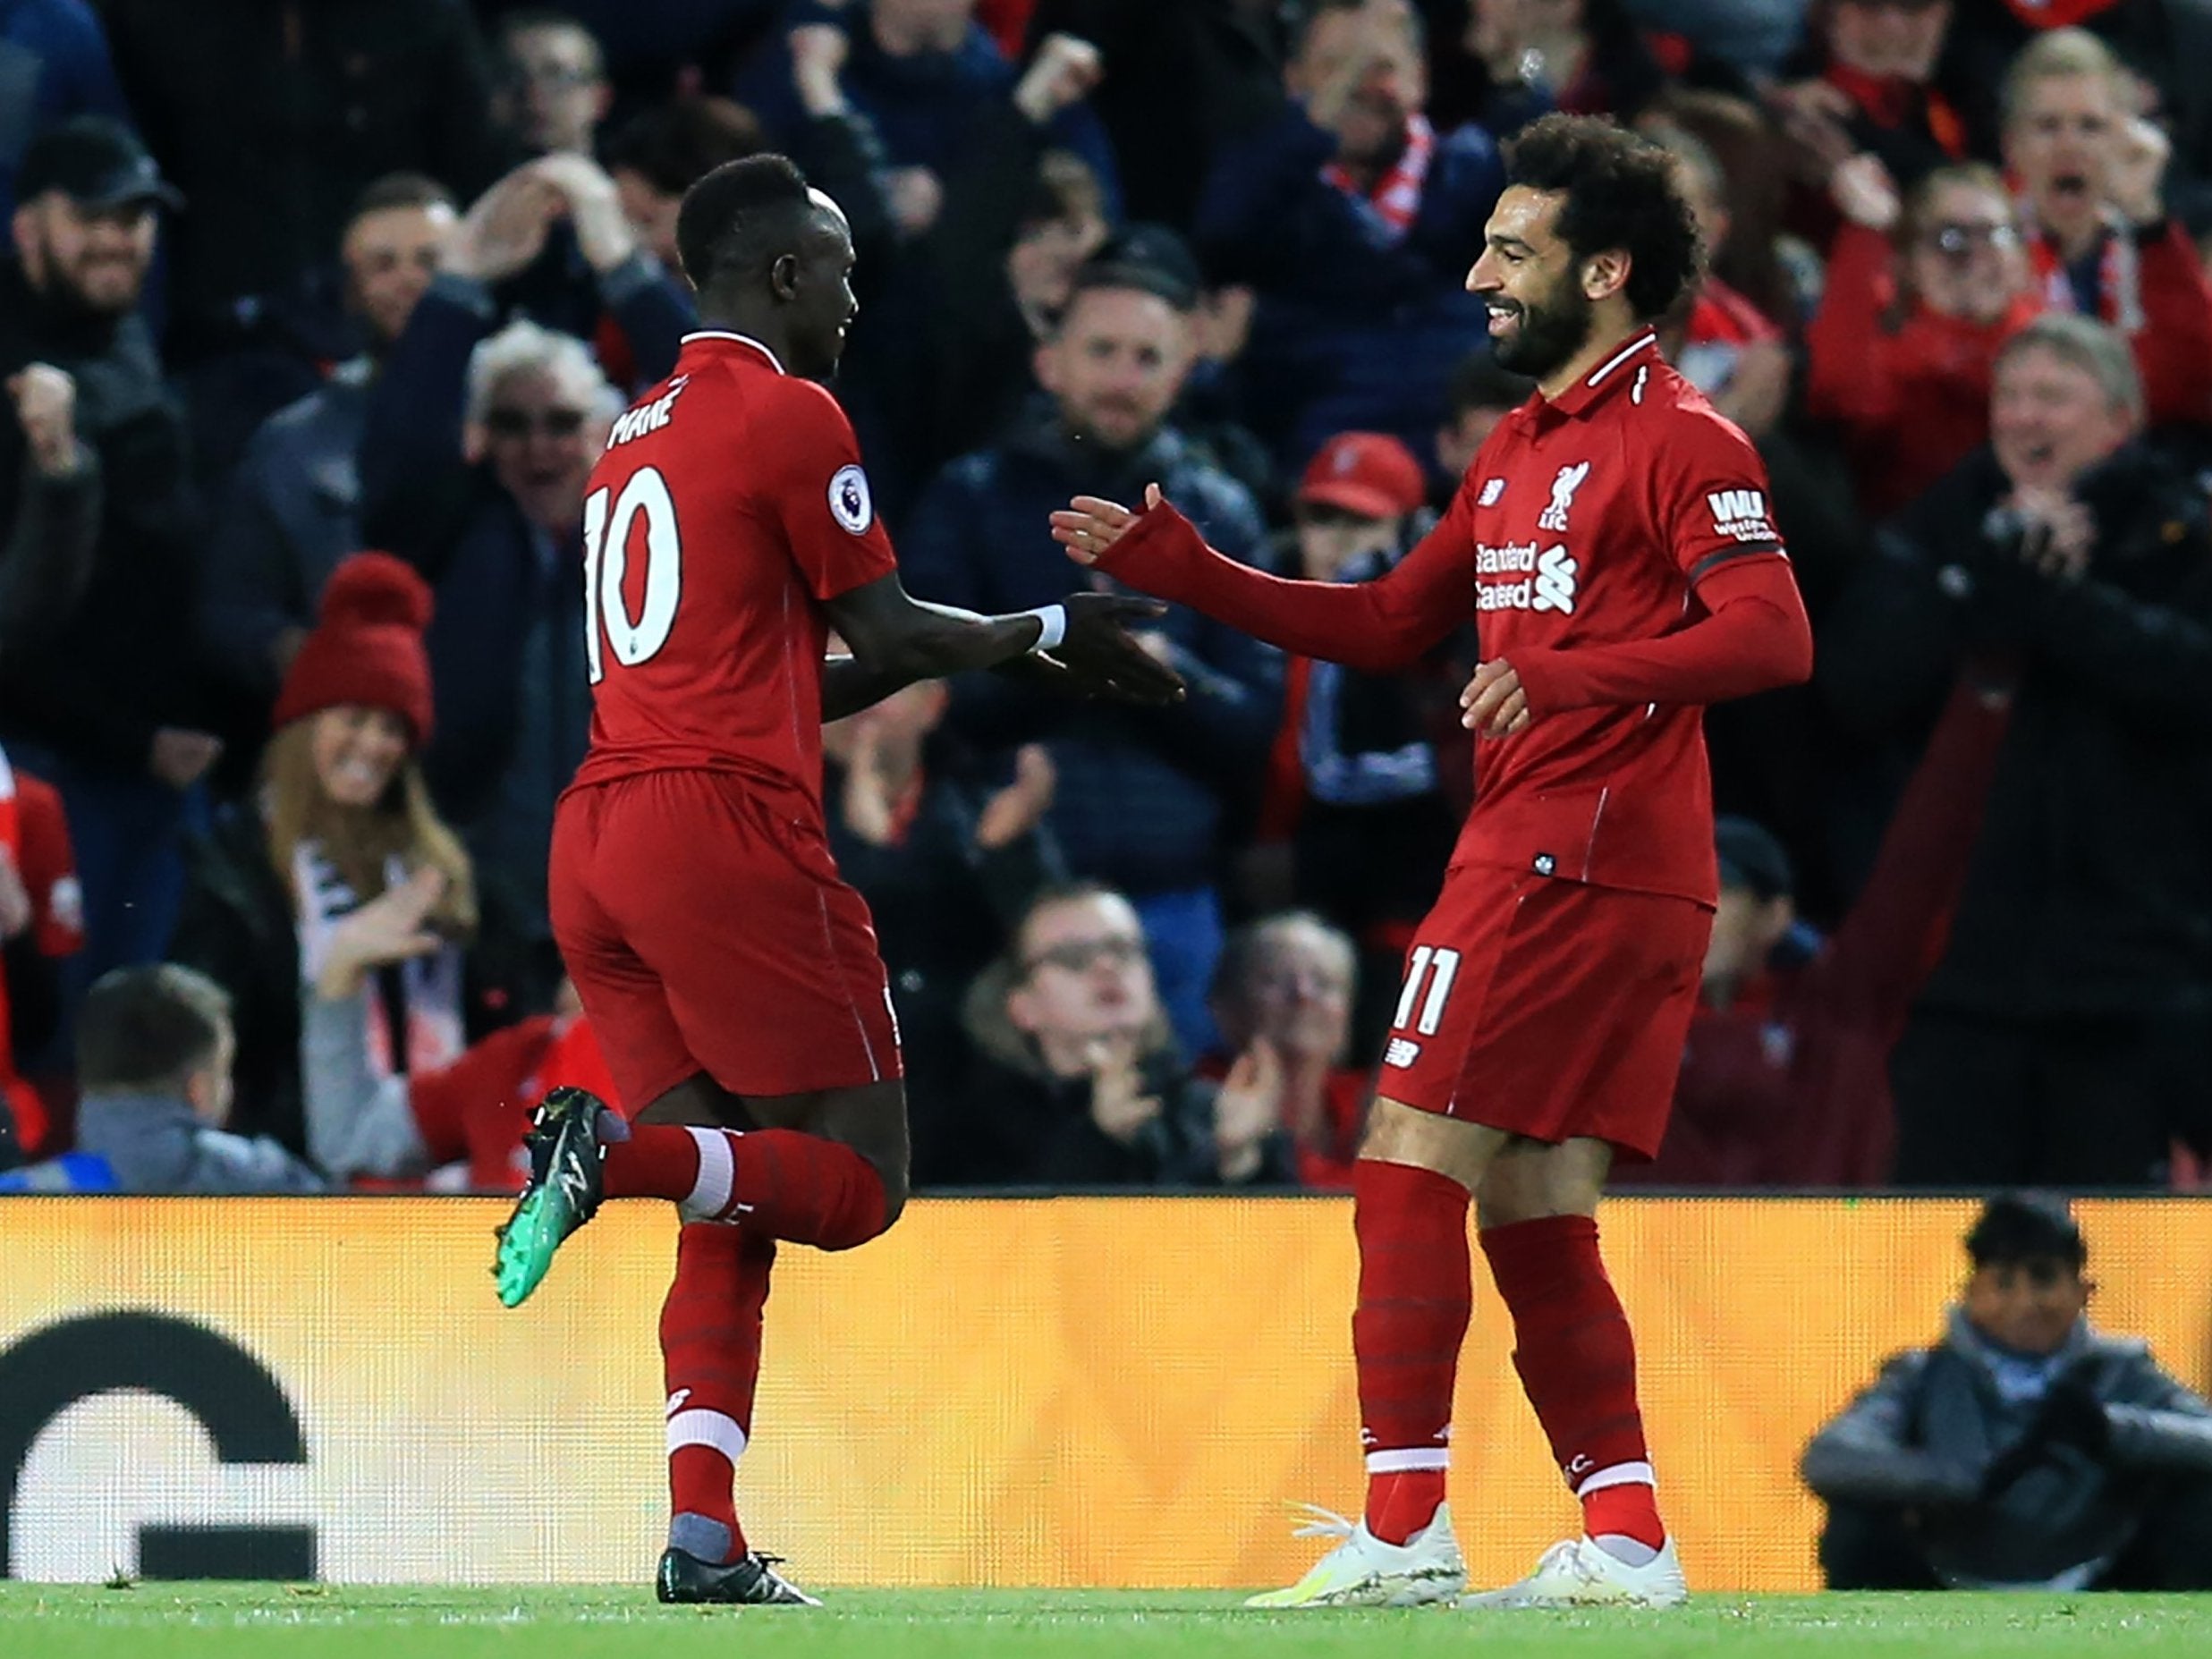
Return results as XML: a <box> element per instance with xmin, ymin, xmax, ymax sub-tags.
<box><xmin>1244</xmin><ymin>1502</ymin><xmax>1467</xmax><ymax>1609</ymax></box>
<box><xmin>1460</xmin><ymin>1535</ymin><xmax>1688</xmax><ymax>1610</ymax></box>
<box><xmin>1460</xmin><ymin>1539</ymin><xmax>1681</xmax><ymax>1619</ymax></box>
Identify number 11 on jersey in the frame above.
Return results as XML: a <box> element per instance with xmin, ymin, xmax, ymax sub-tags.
<box><xmin>581</xmin><ymin>464</ymin><xmax>685</xmax><ymax>683</ymax></box>
<box><xmin>1393</xmin><ymin>944</ymin><xmax>1462</xmax><ymax>1037</ymax></box>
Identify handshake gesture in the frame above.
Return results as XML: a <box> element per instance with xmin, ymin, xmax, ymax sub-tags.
<box><xmin>1013</xmin><ymin>591</ymin><xmax>1185</xmax><ymax>707</ymax></box>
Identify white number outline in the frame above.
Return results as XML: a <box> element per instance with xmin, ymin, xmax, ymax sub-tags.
<box><xmin>582</xmin><ymin>465</ymin><xmax>683</xmax><ymax>683</ymax></box>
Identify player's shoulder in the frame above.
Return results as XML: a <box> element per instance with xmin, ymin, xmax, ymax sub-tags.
<box><xmin>1628</xmin><ymin>358</ymin><xmax>1761</xmax><ymax>461</ymax></box>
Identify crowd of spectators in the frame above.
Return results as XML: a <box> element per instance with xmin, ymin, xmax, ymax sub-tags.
<box><xmin>3</xmin><ymin>0</ymin><xmax>2212</xmax><ymax>1196</ymax></box>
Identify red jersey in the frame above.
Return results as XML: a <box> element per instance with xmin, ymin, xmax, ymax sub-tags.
<box><xmin>1445</xmin><ymin>331</ymin><xmax>1788</xmax><ymax>903</ymax></box>
<box><xmin>1100</xmin><ymin>330</ymin><xmax>1804</xmax><ymax>909</ymax></box>
<box><xmin>567</xmin><ymin>331</ymin><xmax>899</xmax><ymax>823</ymax></box>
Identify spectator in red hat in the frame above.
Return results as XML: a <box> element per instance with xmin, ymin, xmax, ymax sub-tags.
<box><xmin>1250</xmin><ymin>431</ymin><xmax>1468</xmax><ymax>1052</ymax></box>
<box><xmin>168</xmin><ymin>553</ymin><xmax>530</xmax><ymax>1161</ymax></box>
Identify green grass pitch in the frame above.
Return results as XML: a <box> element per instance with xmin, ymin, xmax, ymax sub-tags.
<box><xmin>5</xmin><ymin>1585</ymin><xmax>2211</xmax><ymax>1657</ymax></box>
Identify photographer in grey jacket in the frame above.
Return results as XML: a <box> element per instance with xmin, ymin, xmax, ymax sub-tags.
<box><xmin>73</xmin><ymin>963</ymin><xmax>322</xmax><ymax>1195</ymax></box>
<box><xmin>1801</xmin><ymin>1193</ymin><xmax>2212</xmax><ymax>1590</ymax></box>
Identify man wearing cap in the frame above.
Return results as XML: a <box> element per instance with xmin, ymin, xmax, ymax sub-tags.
<box><xmin>0</xmin><ymin>114</ymin><xmax>219</xmax><ymax>1005</ymax></box>
<box><xmin>1255</xmin><ymin>429</ymin><xmax>1463</xmax><ymax>1045</ymax></box>
<box><xmin>1801</xmin><ymin>1192</ymin><xmax>2212</xmax><ymax>1591</ymax></box>
<box><xmin>903</xmin><ymin>236</ymin><xmax>1280</xmax><ymax>1054</ymax></box>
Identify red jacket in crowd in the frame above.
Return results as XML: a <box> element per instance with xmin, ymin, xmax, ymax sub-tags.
<box><xmin>1807</xmin><ymin>223</ymin><xmax>2042</xmax><ymax>520</ymax></box>
<box><xmin>1619</xmin><ymin>668</ymin><xmax>2014</xmax><ymax>1188</ymax></box>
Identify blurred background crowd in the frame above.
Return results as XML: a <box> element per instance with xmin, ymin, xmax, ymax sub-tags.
<box><xmin>2</xmin><ymin>0</ymin><xmax>2210</xmax><ymax>1198</ymax></box>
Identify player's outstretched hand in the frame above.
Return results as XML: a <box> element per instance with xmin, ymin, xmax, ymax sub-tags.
<box><xmin>1461</xmin><ymin>659</ymin><xmax>1533</xmax><ymax>739</ymax></box>
<box><xmin>1052</xmin><ymin>482</ymin><xmax>1164</xmax><ymax>567</ymax></box>
<box><xmin>1047</xmin><ymin>592</ymin><xmax>1186</xmax><ymax>706</ymax></box>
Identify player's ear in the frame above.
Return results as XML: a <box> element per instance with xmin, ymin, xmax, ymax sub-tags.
<box><xmin>1582</xmin><ymin>249</ymin><xmax>1631</xmax><ymax>303</ymax></box>
<box><xmin>769</xmin><ymin>250</ymin><xmax>801</xmax><ymax>301</ymax></box>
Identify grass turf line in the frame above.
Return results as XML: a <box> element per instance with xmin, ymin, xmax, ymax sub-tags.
<box><xmin>4</xmin><ymin>1587</ymin><xmax>2210</xmax><ymax>1657</ymax></box>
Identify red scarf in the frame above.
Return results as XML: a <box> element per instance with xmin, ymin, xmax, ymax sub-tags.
<box><xmin>1325</xmin><ymin>115</ymin><xmax>1436</xmax><ymax>240</ymax></box>
<box><xmin>1823</xmin><ymin>63</ymin><xmax>1968</xmax><ymax>159</ymax></box>
<box><xmin>2002</xmin><ymin>0</ymin><xmax>2123</xmax><ymax>29</ymax></box>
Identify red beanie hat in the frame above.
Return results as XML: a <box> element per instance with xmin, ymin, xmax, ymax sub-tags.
<box><xmin>271</xmin><ymin>553</ymin><xmax>436</xmax><ymax>746</ymax></box>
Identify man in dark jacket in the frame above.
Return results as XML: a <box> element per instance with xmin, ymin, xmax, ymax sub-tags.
<box><xmin>1195</xmin><ymin>0</ymin><xmax>1505</xmax><ymax>468</ymax></box>
<box><xmin>98</xmin><ymin>0</ymin><xmax>509</xmax><ymax>360</ymax></box>
<box><xmin>1802</xmin><ymin>1193</ymin><xmax>2212</xmax><ymax>1590</ymax></box>
<box><xmin>359</xmin><ymin>170</ymin><xmax>691</xmax><ymax>954</ymax></box>
<box><xmin>952</xmin><ymin>883</ymin><xmax>1293</xmax><ymax>1189</ymax></box>
<box><xmin>822</xmin><ymin>679</ymin><xmax>1064</xmax><ymax>1179</ymax></box>
<box><xmin>1821</xmin><ymin>314</ymin><xmax>2212</xmax><ymax>1186</ymax></box>
<box><xmin>902</xmin><ymin>248</ymin><xmax>1281</xmax><ymax>1056</ymax></box>
<box><xmin>200</xmin><ymin>174</ymin><xmax>460</xmax><ymax>722</ymax></box>
<box><xmin>0</xmin><ymin>118</ymin><xmax>217</xmax><ymax>998</ymax></box>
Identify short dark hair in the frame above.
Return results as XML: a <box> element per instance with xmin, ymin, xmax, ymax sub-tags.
<box><xmin>1291</xmin><ymin>0</ymin><xmax>1422</xmax><ymax>63</ymax></box>
<box><xmin>1966</xmin><ymin>1192</ymin><xmax>2088</xmax><ymax>1272</ymax></box>
<box><xmin>1069</xmin><ymin>223</ymin><xmax>1202</xmax><ymax>314</ymax></box>
<box><xmin>675</xmin><ymin>153</ymin><xmax>815</xmax><ymax>292</ymax></box>
<box><xmin>605</xmin><ymin>97</ymin><xmax>767</xmax><ymax>198</ymax></box>
<box><xmin>1017</xmin><ymin>148</ymin><xmax>1105</xmax><ymax>235</ymax></box>
<box><xmin>1503</xmin><ymin>113</ymin><xmax>1702</xmax><ymax>322</ymax></box>
<box><xmin>77</xmin><ymin>965</ymin><xmax>232</xmax><ymax>1095</ymax></box>
<box><xmin>349</xmin><ymin>172</ymin><xmax>457</xmax><ymax>226</ymax></box>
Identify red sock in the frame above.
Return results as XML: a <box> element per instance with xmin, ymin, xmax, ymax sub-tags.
<box><xmin>661</xmin><ymin>1223</ymin><xmax>777</xmax><ymax>1563</ymax></box>
<box><xmin>1352</xmin><ymin>1158</ymin><xmax>1471</xmax><ymax>1545</ymax></box>
<box><xmin>1479</xmin><ymin>1215</ymin><xmax>1665</xmax><ymax>1550</ymax></box>
<box><xmin>605</xmin><ymin>1125</ymin><xmax>890</xmax><ymax>1249</ymax></box>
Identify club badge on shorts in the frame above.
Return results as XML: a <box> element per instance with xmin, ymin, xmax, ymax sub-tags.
<box><xmin>829</xmin><ymin>464</ymin><xmax>873</xmax><ymax>535</ymax></box>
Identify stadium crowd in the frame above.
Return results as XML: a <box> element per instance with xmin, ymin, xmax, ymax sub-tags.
<box><xmin>2</xmin><ymin>0</ymin><xmax>2211</xmax><ymax>1198</ymax></box>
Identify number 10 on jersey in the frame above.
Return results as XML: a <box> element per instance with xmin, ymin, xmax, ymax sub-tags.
<box><xmin>582</xmin><ymin>464</ymin><xmax>683</xmax><ymax>682</ymax></box>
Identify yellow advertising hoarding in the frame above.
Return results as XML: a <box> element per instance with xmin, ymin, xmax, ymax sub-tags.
<box><xmin>2</xmin><ymin>1197</ymin><xmax>2208</xmax><ymax>1590</ymax></box>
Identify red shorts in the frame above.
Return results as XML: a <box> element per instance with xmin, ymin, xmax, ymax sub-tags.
<box><xmin>1376</xmin><ymin>867</ymin><xmax>1708</xmax><ymax>1160</ymax></box>
<box><xmin>549</xmin><ymin>769</ymin><xmax>902</xmax><ymax>1112</ymax></box>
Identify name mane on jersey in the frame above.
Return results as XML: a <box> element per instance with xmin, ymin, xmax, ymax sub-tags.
<box><xmin>606</xmin><ymin>376</ymin><xmax>690</xmax><ymax>449</ymax></box>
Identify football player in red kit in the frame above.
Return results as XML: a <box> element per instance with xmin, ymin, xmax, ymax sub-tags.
<box><xmin>491</xmin><ymin>155</ymin><xmax>1181</xmax><ymax>1606</ymax></box>
<box><xmin>1055</xmin><ymin>114</ymin><xmax>1813</xmax><ymax>1609</ymax></box>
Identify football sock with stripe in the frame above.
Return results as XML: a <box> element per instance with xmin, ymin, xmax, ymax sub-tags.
<box><xmin>1480</xmin><ymin>1214</ymin><xmax>1666</xmax><ymax>1559</ymax></box>
<box><xmin>1352</xmin><ymin>1157</ymin><xmax>1472</xmax><ymax>1545</ymax></box>
<box><xmin>604</xmin><ymin>1124</ymin><xmax>889</xmax><ymax>1249</ymax></box>
<box><xmin>661</xmin><ymin>1223</ymin><xmax>775</xmax><ymax>1564</ymax></box>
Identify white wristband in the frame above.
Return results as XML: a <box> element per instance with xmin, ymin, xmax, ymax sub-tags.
<box><xmin>1021</xmin><ymin>604</ymin><xmax>1067</xmax><ymax>653</ymax></box>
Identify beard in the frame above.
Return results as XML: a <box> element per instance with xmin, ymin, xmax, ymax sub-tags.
<box><xmin>1488</xmin><ymin>275</ymin><xmax>1596</xmax><ymax>382</ymax></box>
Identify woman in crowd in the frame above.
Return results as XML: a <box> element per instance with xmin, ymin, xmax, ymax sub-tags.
<box><xmin>168</xmin><ymin>552</ymin><xmax>526</xmax><ymax>1157</ymax></box>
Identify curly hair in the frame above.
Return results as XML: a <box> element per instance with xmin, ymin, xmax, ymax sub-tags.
<box><xmin>1503</xmin><ymin>113</ymin><xmax>1703</xmax><ymax>323</ymax></box>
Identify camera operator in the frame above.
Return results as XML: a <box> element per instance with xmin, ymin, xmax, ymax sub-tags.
<box><xmin>1821</xmin><ymin>315</ymin><xmax>2212</xmax><ymax>1187</ymax></box>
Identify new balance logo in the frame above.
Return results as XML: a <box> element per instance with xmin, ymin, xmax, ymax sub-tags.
<box><xmin>1384</xmin><ymin>1037</ymin><xmax>1421</xmax><ymax>1068</ymax></box>
<box><xmin>1707</xmin><ymin>487</ymin><xmax>1775</xmax><ymax>542</ymax></box>
<box><xmin>1538</xmin><ymin>461</ymin><xmax>1590</xmax><ymax>532</ymax></box>
<box><xmin>557</xmin><ymin>1161</ymin><xmax>590</xmax><ymax>1210</ymax></box>
<box><xmin>665</xmin><ymin>1390</ymin><xmax>691</xmax><ymax>1418</ymax></box>
<box><xmin>1478</xmin><ymin>477</ymin><xmax>1505</xmax><ymax>506</ymax></box>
